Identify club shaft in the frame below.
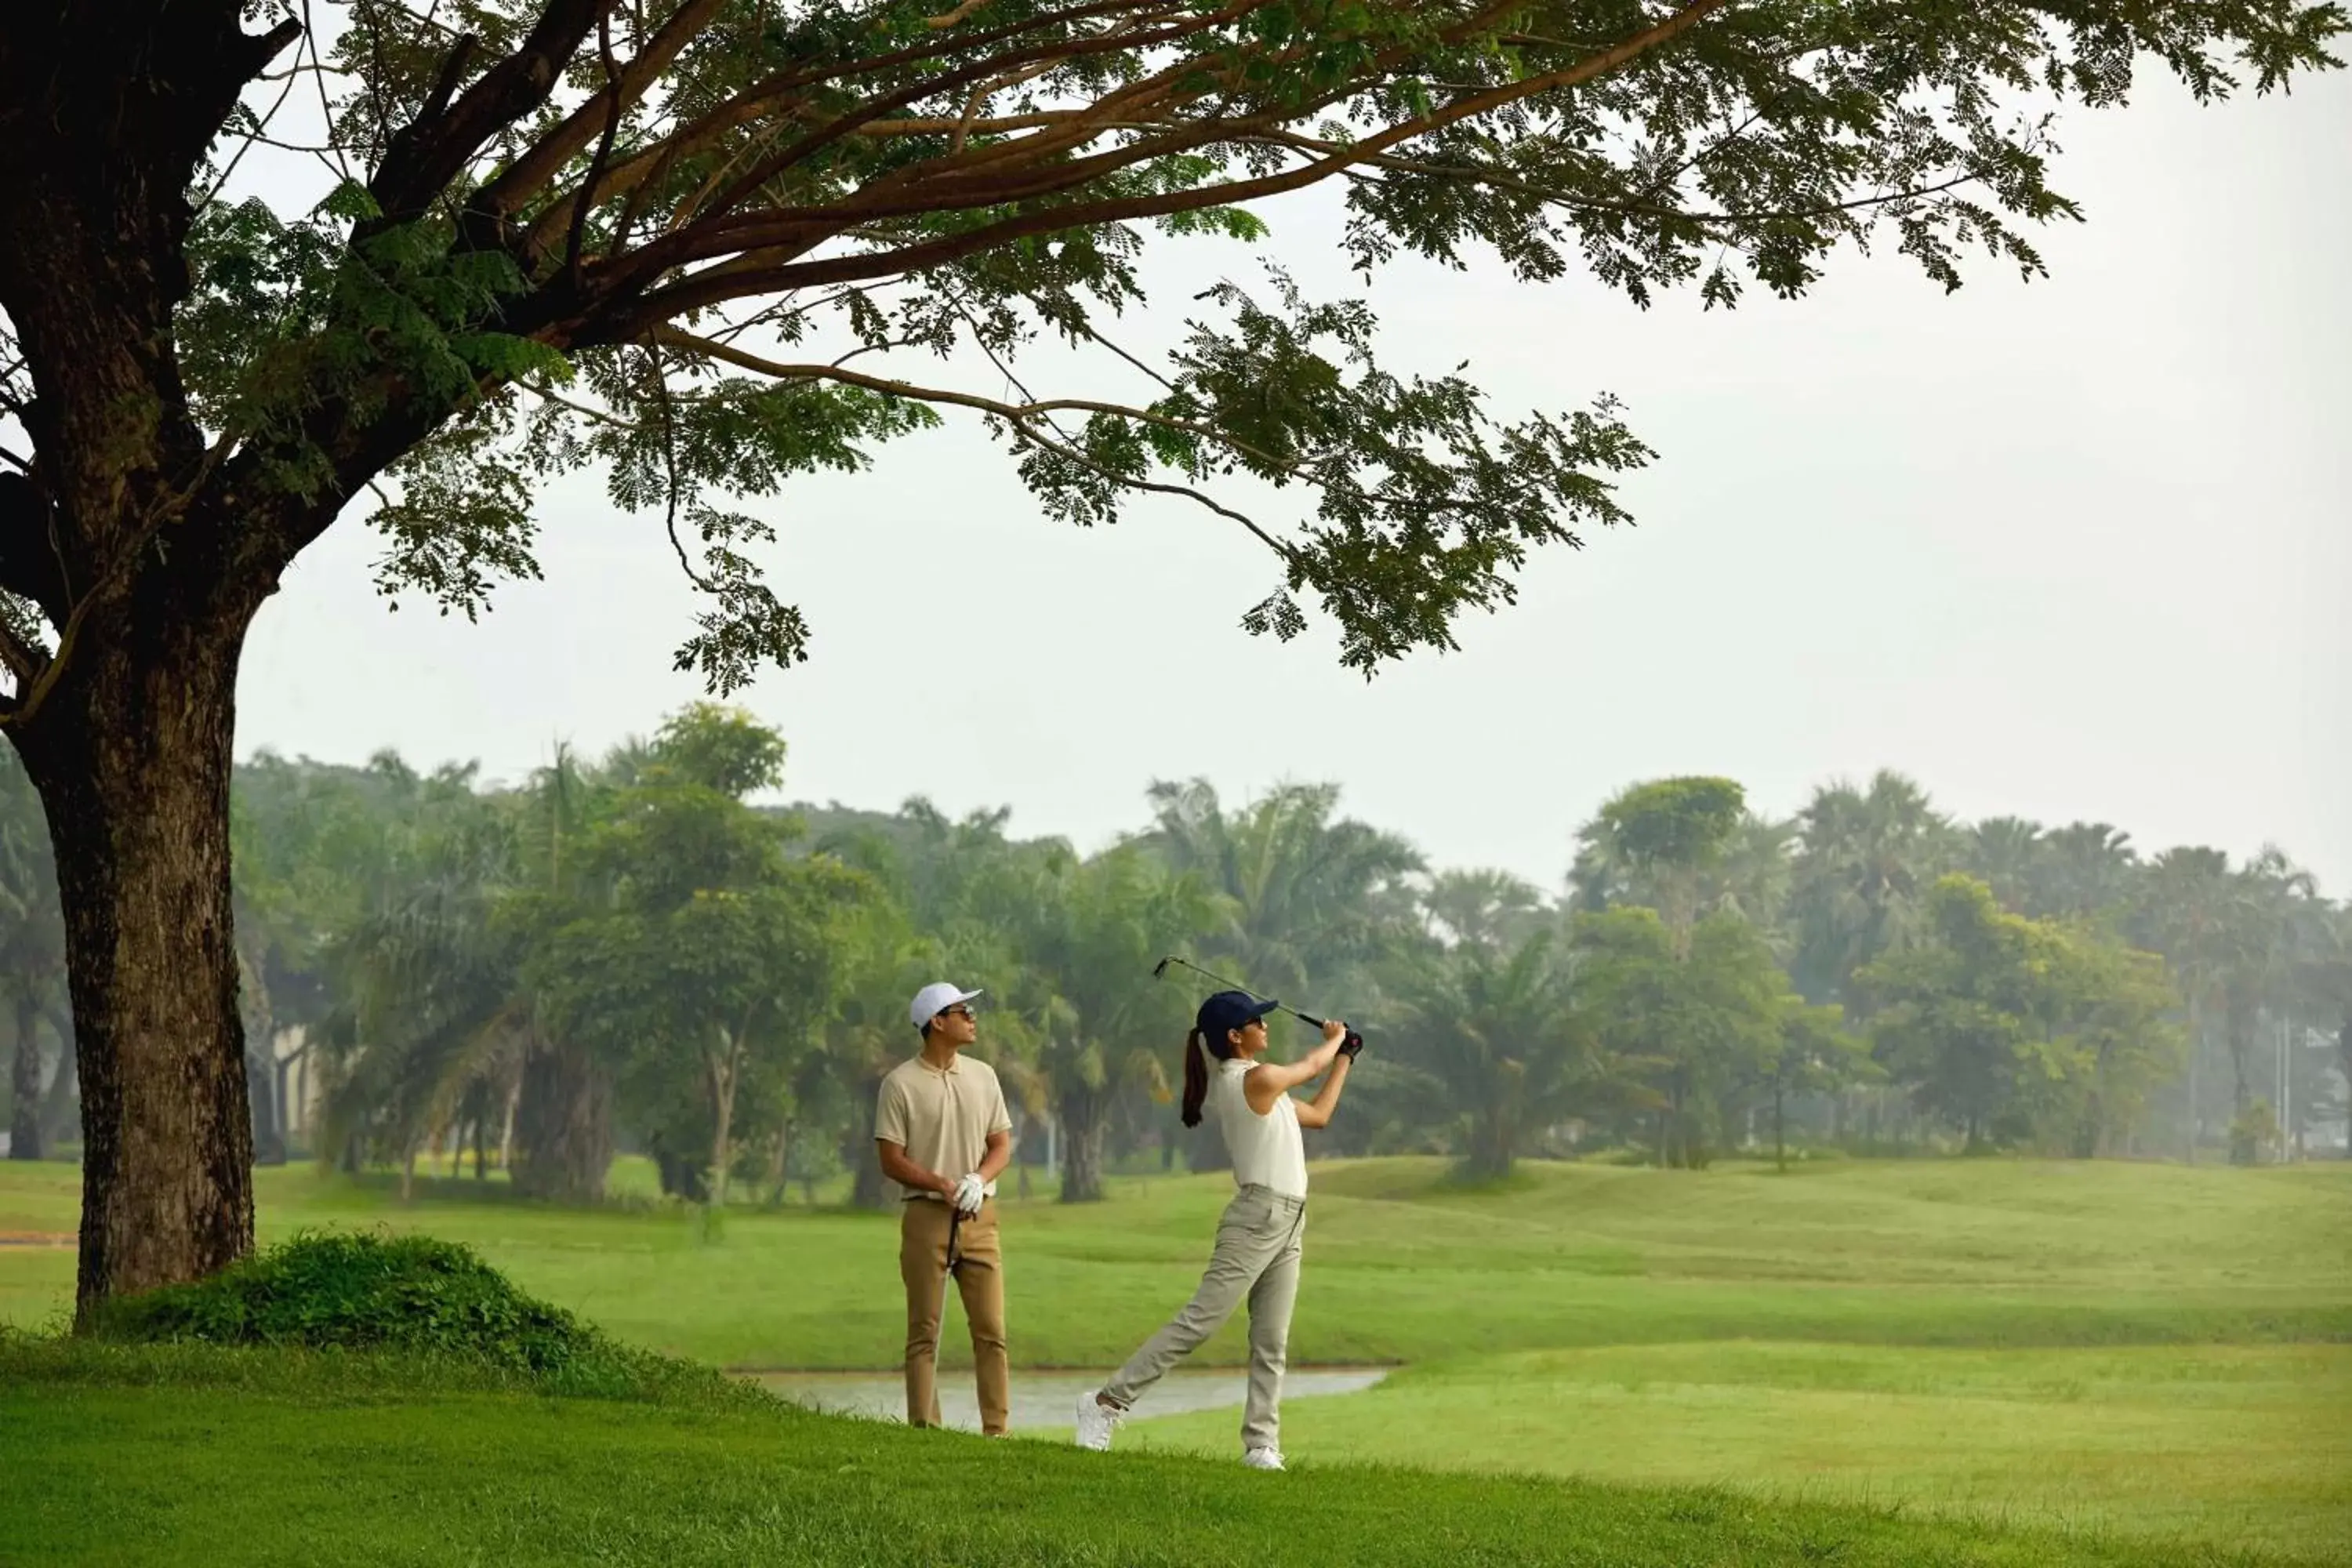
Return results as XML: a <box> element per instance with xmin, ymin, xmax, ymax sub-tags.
<box><xmin>1160</xmin><ymin>956</ymin><xmax>1325</xmax><ymax>1028</ymax></box>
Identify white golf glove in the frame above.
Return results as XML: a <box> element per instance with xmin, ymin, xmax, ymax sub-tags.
<box><xmin>951</xmin><ymin>1174</ymin><xmax>985</xmax><ymax>1216</ymax></box>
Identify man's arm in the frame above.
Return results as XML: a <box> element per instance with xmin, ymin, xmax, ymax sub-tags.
<box><xmin>975</xmin><ymin>1128</ymin><xmax>1011</xmax><ymax>1185</ymax></box>
<box><xmin>876</xmin><ymin>1138</ymin><xmax>954</xmax><ymax>1199</ymax></box>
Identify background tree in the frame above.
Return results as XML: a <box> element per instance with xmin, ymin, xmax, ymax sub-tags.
<box><xmin>1788</xmin><ymin>771</ymin><xmax>1957</xmax><ymax>1010</ymax></box>
<box><xmin>1388</xmin><ymin>925</ymin><xmax>1624</xmax><ymax>1181</ymax></box>
<box><xmin>1</xmin><ymin>745</ymin><xmax>64</xmax><ymax>1160</ymax></box>
<box><xmin>5</xmin><ymin>0</ymin><xmax>2342</xmax><ymax>1313</ymax></box>
<box><xmin>1859</xmin><ymin>876</ymin><xmax>2100</xmax><ymax>1152</ymax></box>
<box><xmin>313</xmin><ymin>764</ymin><xmax>525</xmax><ymax>1198</ymax></box>
<box><xmin>1569</xmin><ymin>776</ymin><xmax>1748</xmax><ymax>953</ymax></box>
<box><xmin>1754</xmin><ymin>1001</ymin><xmax>1875</xmax><ymax>1173</ymax></box>
<box><xmin>1138</xmin><ymin>779</ymin><xmax>1423</xmax><ymax>998</ymax></box>
<box><xmin>1572</xmin><ymin>906</ymin><xmax>1784</xmax><ymax>1167</ymax></box>
<box><xmin>2043</xmin><ymin>935</ymin><xmax>2184</xmax><ymax>1159</ymax></box>
<box><xmin>991</xmin><ymin>842</ymin><xmax>1222</xmax><ymax>1202</ymax></box>
<box><xmin>1421</xmin><ymin>868</ymin><xmax>1551</xmax><ymax>954</ymax></box>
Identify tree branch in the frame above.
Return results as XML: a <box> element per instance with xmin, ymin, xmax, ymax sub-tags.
<box><xmin>371</xmin><ymin>0</ymin><xmax>609</xmax><ymax>223</ymax></box>
<box><xmin>617</xmin><ymin>0</ymin><xmax>1735</xmax><ymax>318</ymax></box>
<box><xmin>649</xmin><ymin>328</ymin><xmax>1294</xmax><ymax>555</ymax></box>
<box><xmin>650</xmin><ymin>327</ymin><xmax>1300</xmax><ymax>475</ymax></box>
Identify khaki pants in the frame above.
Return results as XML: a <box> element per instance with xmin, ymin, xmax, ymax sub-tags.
<box><xmin>899</xmin><ymin>1197</ymin><xmax>1008</xmax><ymax>1435</ymax></box>
<box><xmin>1102</xmin><ymin>1185</ymin><xmax>1305</xmax><ymax>1452</ymax></box>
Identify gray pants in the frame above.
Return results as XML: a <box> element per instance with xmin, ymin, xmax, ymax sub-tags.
<box><xmin>1102</xmin><ymin>1184</ymin><xmax>1305</xmax><ymax>1452</ymax></box>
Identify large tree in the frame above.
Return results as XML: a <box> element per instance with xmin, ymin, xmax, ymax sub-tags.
<box><xmin>2</xmin><ymin>2</ymin><xmax>2339</xmax><ymax>1317</ymax></box>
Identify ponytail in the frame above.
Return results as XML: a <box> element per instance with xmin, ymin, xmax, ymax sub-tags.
<box><xmin>1180</xmin><ymin>1029</ymin><xmax>1209</xmax><ymax>1128</ymax></box>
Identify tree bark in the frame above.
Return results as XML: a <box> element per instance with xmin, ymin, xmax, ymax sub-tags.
<box><xmin>13</xmin><ymin>612</ymin><xmax>258</xmax><ymax>1324</ymax></box>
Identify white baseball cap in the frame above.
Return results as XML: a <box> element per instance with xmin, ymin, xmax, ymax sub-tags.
<box><xmin>909</xmin><ymin>982</ymin><xmax>984</xmax><ymax>1029</ymax></box>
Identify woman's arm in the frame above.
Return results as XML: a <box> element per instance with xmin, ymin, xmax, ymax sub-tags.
<box><xmin>1293</xmin><ymin>1054</ymin><xmax>1352</xmax><ymax>1129</ymax></box>
<box><xmin>1245</xmin><ymin>1020</ymin><xmax>1348</xmax><ymax>1115</ymax></box>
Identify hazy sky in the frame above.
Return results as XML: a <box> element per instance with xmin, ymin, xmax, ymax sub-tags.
<box><xmin>237</xmin><ymin>69</ymin><xmax>2352</xmax><ymax>898</ymax></box>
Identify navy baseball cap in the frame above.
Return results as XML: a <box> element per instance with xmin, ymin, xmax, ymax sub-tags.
<box><xmin>1196</xmin><ymin>990</ymin><xmax>1280</xmax><ymax>1037</ymax></box>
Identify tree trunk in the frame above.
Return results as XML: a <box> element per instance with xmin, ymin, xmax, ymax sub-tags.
<box><xmin>9</xmin><ymin>993</ymin><xmax>42</xmax><ymax>1160</ymax></box>
<box><xmin>511</xmin><ymin>1035</ymin><xmax>612</xmax><ymax>1200</ymax></box>
<box><xmin>2337</xmin><ymin>1015</ymin><xmax>2352</xmax><ymax>1161</ymax></box>
<box><xmin>1465</xmin><ymin>1105</ymin><xmax>1514</xmax><ymax>1181</ymax></box>
<box><xmin>1773</xmin><ymin>1083</ymin><xmax>1785</xmax><ymax>1174</ymax></box>
<box><xmin>2225</xmin><ymin>1004</ymin><xmax>2253</xmax><ymax>1116</ymax></box>
<box><xmin>707</xmin><ymin>1045</ymin><xmax>738</xmax><ymax>1212</ymax></box>
<box><xmin>247</xmin><ymin>1046</ymin><xmax>285</xmax><ymax>1167</ymax></box>
<box><xmin>764</xmin><ymin>1124</ymin><xmax>789</xmax><ymax>1209</ymax></box>
<box><xmin>1057</xmin><ymin>1086</ymin><xmax>1109</xmax><ymax>1203</ymax></box>
<box><xmin>13</xmin><ymin>615</ymin><xmax>258</xmax><ymax>1324</ymax></box>
<box><xmin>840</xmin><ymin>1069</ymin><xmax>890</xmax><ymax>1210</ymax></box>
<box><xmin>37</xmin><ymin>1007</ymin><xmax>78</xmax><ymax>1152</ymax></box>
<box><xmin>497</xmin><ymin>1079</ymin><xmax>519</xmax><ymax>1175</ymax></box>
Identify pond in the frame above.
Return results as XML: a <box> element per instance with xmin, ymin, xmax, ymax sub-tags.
<box><xmin>747</xmin><ymin>1366</ymin><xmax>1391</xmax><ymax>1434</ymax></box>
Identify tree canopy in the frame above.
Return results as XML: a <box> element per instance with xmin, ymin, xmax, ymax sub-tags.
<box><xmin>2</xmin><ymin>0</ymin><xmax>2343</xmax><ymax>1314</ymax></box>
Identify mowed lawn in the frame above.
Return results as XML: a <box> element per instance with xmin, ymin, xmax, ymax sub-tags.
<box><xmin>6</xmin><ymin>1349</ymin><xmax>2293</xmax><ymax>1568</ymax></box>
<box><xmin>5</xmin><ymin>1155</ymin><xmax>2348</xmax><ymax>1559</ymax></box>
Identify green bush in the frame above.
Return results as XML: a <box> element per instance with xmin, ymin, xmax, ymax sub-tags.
<box><xmin>89</xmin><ymin>1230</ymin><xmax>744</xmax><ymax>1403</ymax></box>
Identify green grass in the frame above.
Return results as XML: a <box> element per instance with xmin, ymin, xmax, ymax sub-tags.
<box><xmin>1121</xmin><ymin>1341</ymin><xmax>2352</xmax><ymax>1560</ymax></box>
<box><xmin>0</xmin><ymin>1337</ymin><xmax>2326</xmax><ymax>1568</ymax></box>
<box><xmin>11</xmin><ymin>1155</ymin><xmax>2342</xmax><ymax>1363</ymax></box>
<box><xmin>5</xmin><ymin>1154</ymin><xmax>2348</xmax><ymax>1562</ymax></box>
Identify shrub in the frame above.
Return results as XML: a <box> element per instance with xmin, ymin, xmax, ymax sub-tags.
<box><xmin>91</xmin><ymin>1230</ymin><xmax>744</xmax><ymax>1403</ymax></box>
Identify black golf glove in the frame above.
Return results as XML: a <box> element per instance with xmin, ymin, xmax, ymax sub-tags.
<box><xmin>1339</xmin><ymin>1029</ymin><xmax>1366</xmax><ymax>1062</ymax></box>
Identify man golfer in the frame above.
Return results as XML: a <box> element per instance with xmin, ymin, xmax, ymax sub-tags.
<box><xmin>875</xmin><ymin>982</ymin><xmax>1014</xmax><ymax>1436</ymax></box>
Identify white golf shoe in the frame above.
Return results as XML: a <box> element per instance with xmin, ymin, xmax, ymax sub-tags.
<box><xmin>1243</xmin><ymin>1447</ymin><xmax>1286</xmax><ymax>1471</ymax></box>
<box><xmin>1074</xmin><ymin>1390</ymin><xmax>1123</xmax><ymax>1451</ymax></box>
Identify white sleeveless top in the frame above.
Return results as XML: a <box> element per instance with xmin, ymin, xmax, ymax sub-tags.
<box><xmin>1212</xmin><ymin>1058</ymin><xmax>1308</xmax><ymax>1198</ymax></box>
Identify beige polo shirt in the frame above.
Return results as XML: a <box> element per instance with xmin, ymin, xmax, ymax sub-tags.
<box><xmin>875</xmin><ymin>1051</ymin><xmax>1013</xmax><ymax>1203</ymax></box>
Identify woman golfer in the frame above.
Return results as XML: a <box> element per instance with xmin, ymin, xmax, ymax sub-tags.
<box><xmin>1073</xmin><ymin>989</ymin><xmax>1354</xmax><ymax>1471</ymax></box>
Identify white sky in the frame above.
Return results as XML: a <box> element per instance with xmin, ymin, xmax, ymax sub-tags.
<box><xmin>237</xmin><ymin>69</ymin><xmax>2352</xmax><ymax>897</ymax></box>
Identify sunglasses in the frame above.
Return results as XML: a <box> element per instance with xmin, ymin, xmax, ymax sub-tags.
<box><xmin>937</xmin><ymin>1005</ymin><xmax>978</xmax><ymax>1022</ymax></box>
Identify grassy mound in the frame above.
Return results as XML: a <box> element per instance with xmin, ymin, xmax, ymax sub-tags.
<box><xmin>5</xmin><ymin>1352</ymin><xmax>2325</xmax><ymax>1568</ymax></box>
<box><xmin>87</xmin><ymin>1230</ymin><xmax>748</xmax><ymax>1403</ymax></box>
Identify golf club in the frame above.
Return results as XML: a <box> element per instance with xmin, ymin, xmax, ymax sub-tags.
<box><xmin>1152</xmin><ymin>955</ymin><xmax>1364</xmax><ymax>1058</ymax></box>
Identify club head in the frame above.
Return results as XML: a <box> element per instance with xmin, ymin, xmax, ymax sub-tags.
<box><xmin>1151</xmin><ymin>957</ymin><xmax>1171</xmax><ymax>979</ymax></box>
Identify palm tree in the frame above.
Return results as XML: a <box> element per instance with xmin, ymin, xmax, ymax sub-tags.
<box><xmin>1422</xmin><ymin>868</ymin><xmax>1549</xmax><ymax>952</ymax></box>
<box><xmin>1389</xmin><ymin>927</ymin><xmax>1637</xmax><ymax>1179</ymax></box>
<box><xmin>991</xmin><ymin>842</ymin><xmax>1225</xmax><ymax>1202</ymax></box>
<box><xmin>2035</xmin><ymin>822</ymin><xmax>2140</xmax><ymax>924</ymax></box>
<box><xmin>2134</xmin><ymin>845</ymin><xmax>2299</xmax><ymax>1158</ymax></box>
<box><xmin>1962</xmin><ymin>816</ymin><xmax>2045</xmax><ymax>913</ymax></box>
<box><xmin>318</xmin><ymin>797</ymin><xmax>528</xmax><ymax>1200</ymax></box>
<box><xmin>2291</xmin><ymin>903</ymin><xmax>2352</xmax><ymax>1160</ymax></box>
<box><xmin>1137</xmin><ymin>779</ymin><xmax>1423</xmax><ymax>998</ymax></box>
<box><xmin>1788</xmin><ymin>771</ymin><xmax>1958</xmax><ymax>1009</ymax></box>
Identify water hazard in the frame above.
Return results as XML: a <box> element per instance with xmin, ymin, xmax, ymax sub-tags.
<box><xmin>747</xmin><ymin>1366</ymin><xmax>1390</xmax><ymax>1434</ymax></box>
